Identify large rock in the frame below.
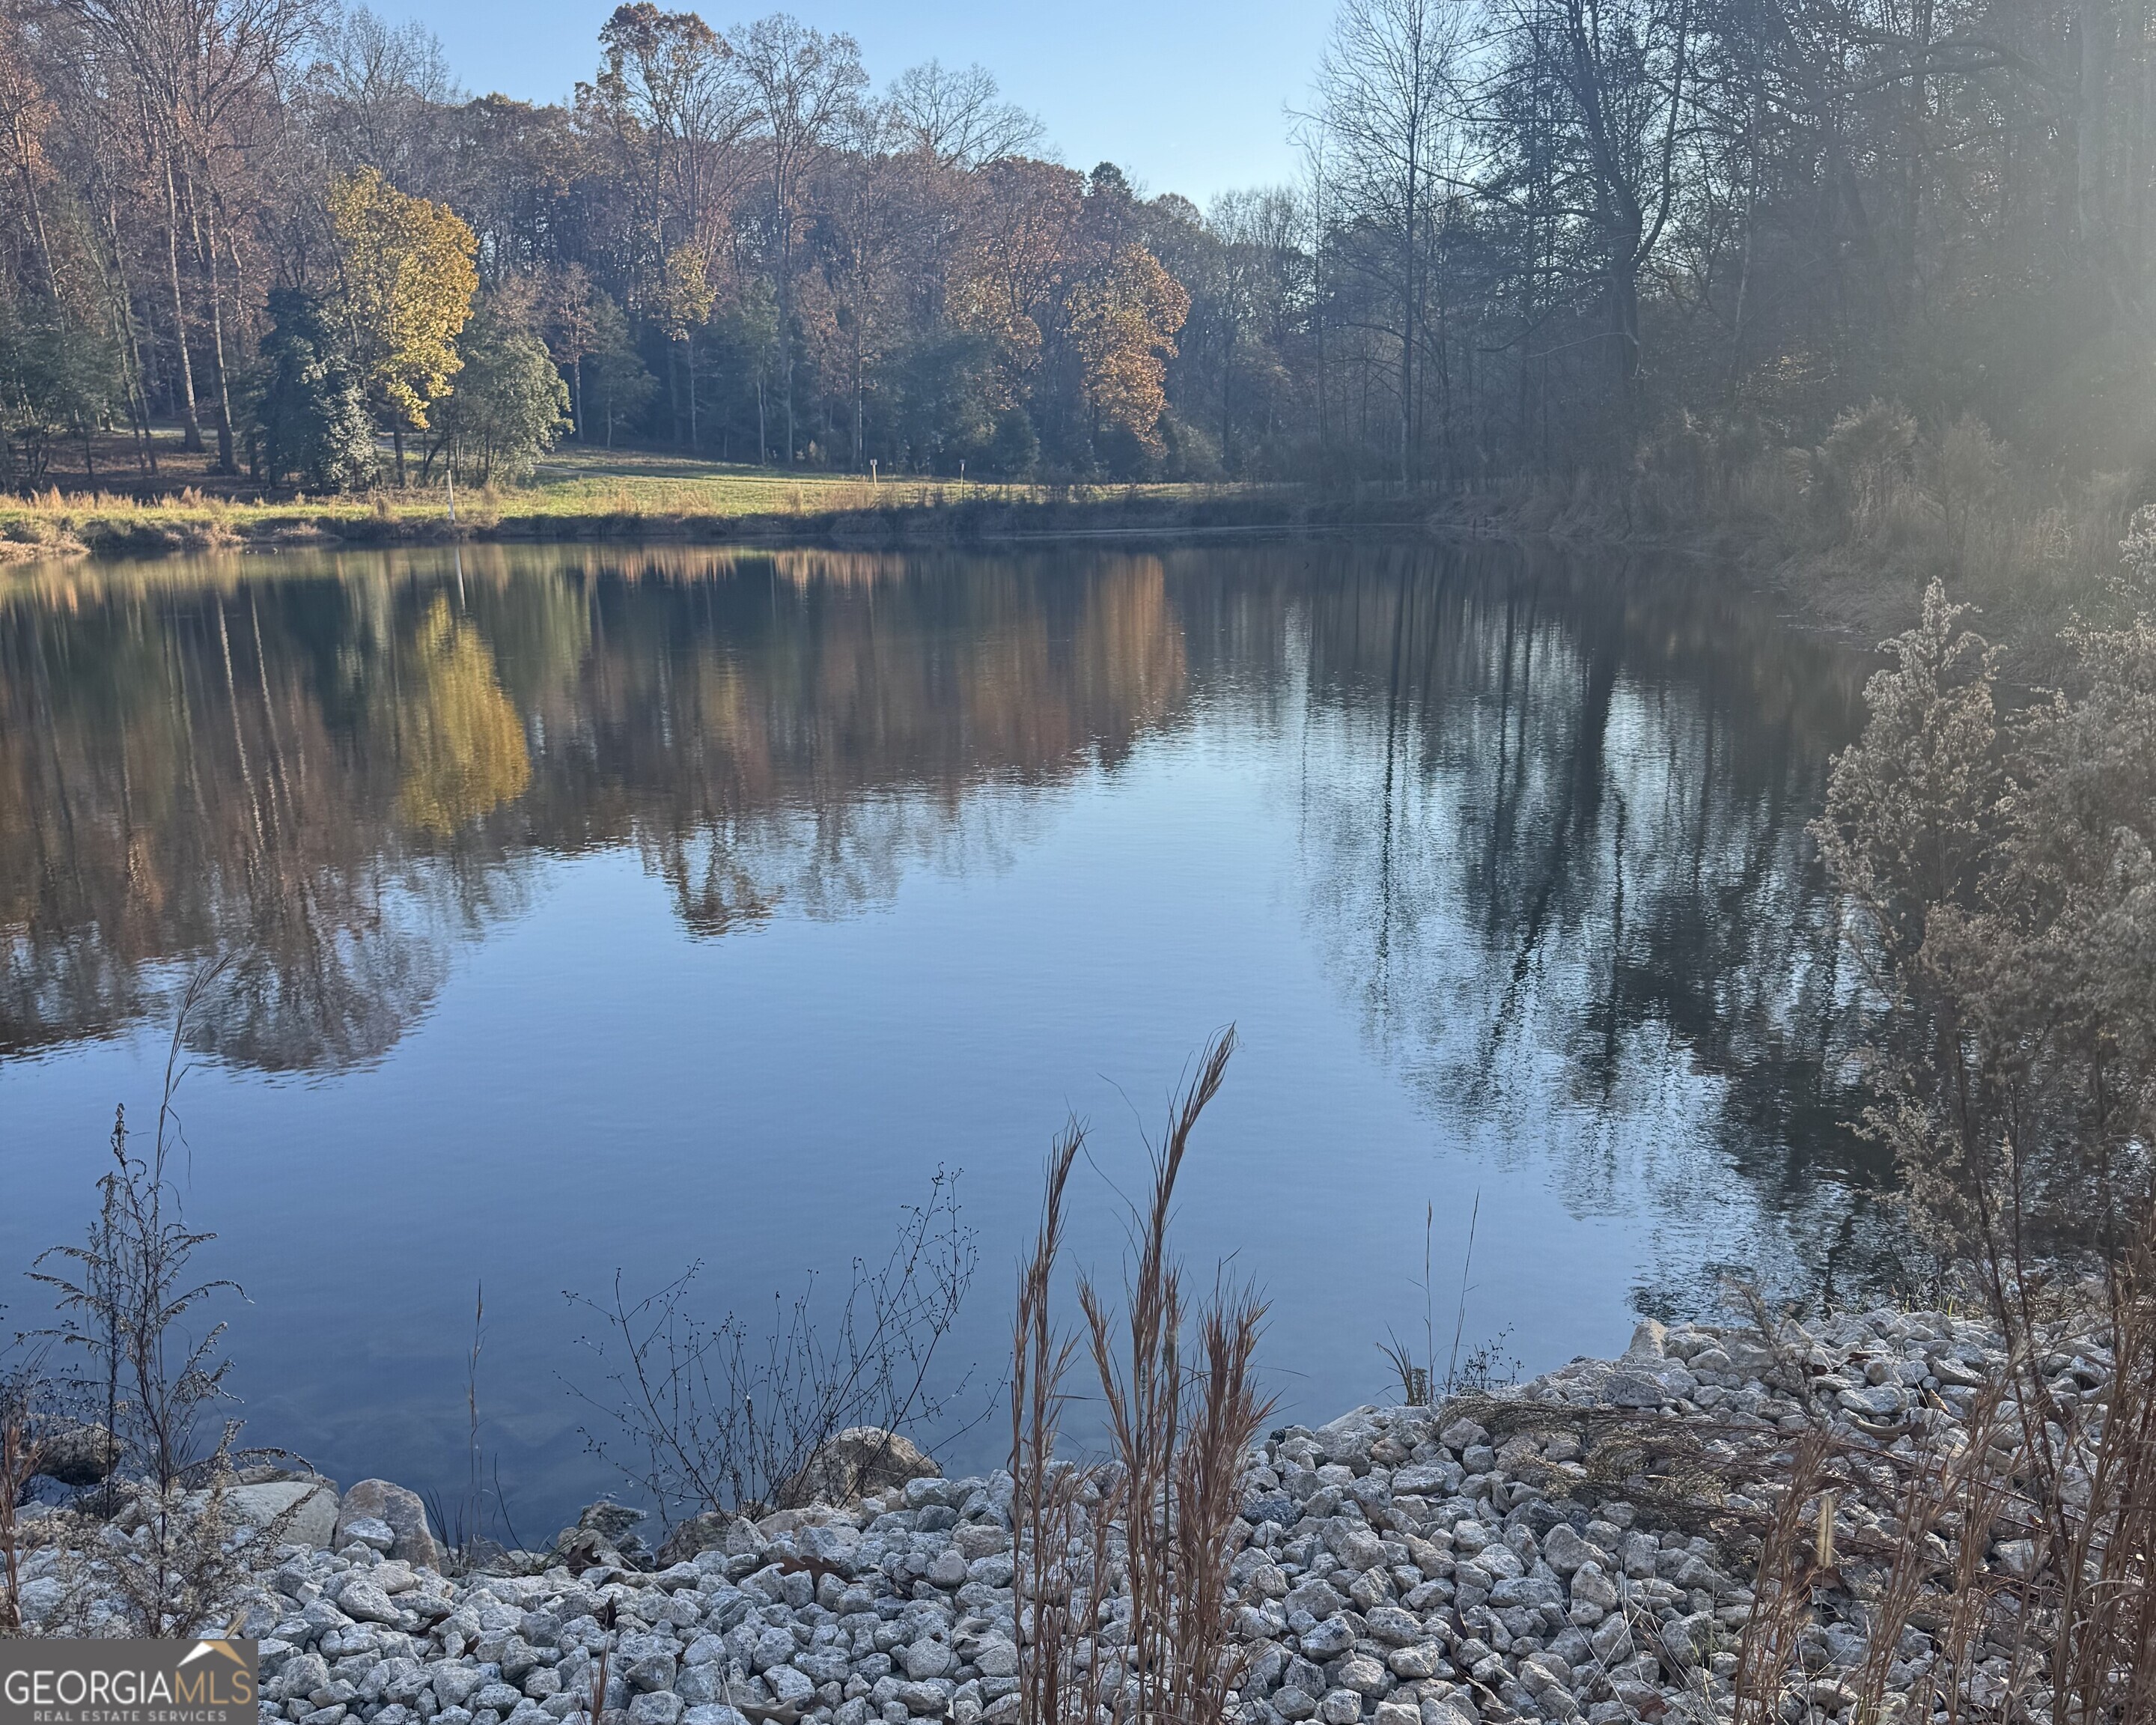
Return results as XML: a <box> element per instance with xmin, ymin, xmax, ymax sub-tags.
<box><xmin>38</xmin><ymin>1423</ymin><xmax>118</xmax><ymax>1487</ymax></box>
<box><xmin>337</xmin><ymin>1479</ymin><xmax>439</xmax><ymax>1569</ymax></box>
<box><xmin>229</xmin><ymin>1477</ymin><xmax>341</xmax><ymax>1548</ymax></box>
<box><xmin>782</xmin><ymin>1428</ymin><xmax>938</xmax><ymax>1507</ymax></box>
<box><xmin>656</xmin><ymin>1510</ymin><xmax>733</xmax><ymax>1568</ymax></box>
<box><xmin>1624</xmin><ymin>1319</ymin><xmax>1669</xmax><ymax>1359</ymax></box>
<box><xmin>557</xmin><ymin>1499</ymin><xmax>653</xmax><ymax>1569</ymax></box>
<box><xmin>755</xmin><ymin>1504</ymin><xmax>849</xmax><ymax>1540</ymax></box>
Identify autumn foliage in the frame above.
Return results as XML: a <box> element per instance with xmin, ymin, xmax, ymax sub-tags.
<box><xmin>1068</xmin><ymin>245</ymin><xmax>1188</xmax><ymax>460</ymax></box>
<box><xmin>329</xmin><ymin>168</ymin><xmax>480</xmax><ymax>439</ymax></box>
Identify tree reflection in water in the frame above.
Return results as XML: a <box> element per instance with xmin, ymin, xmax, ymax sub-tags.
<box><xmin>1255</xmin><ymin>546</ymin><xmax>1899</xmax><ymax>1306</ymax></box>
<box><xmin>4</xmin><ymin>541</ymin><xmax>1896</xmax><ymax>1309</ymax></box>
<box><xmin>0</xmin><ymin>546</ymin><xmax>1187</xmax><ymax>1068</ymax></box>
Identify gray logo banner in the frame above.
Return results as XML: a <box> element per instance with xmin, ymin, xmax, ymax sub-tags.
<box><xmin>0</xmin><ymin>1634</ymin><xmax>258</xmax><ymax>1725</ymax></box>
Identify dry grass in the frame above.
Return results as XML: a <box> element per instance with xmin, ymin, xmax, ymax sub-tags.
<box><xmin>1723</xmin><ymin>1297</ymin><xmax>2154</xmax><ymax>1725</ymax></box>
<box><xmin>1473</xmin><ymin>402</ymin><xmax>2144</xmax><ymax>654</ymax></box>
<box><xmin>0</xmin><ymin>1360</ymin><xmax>61</xmax><ymax>1632</ymax></box>
<box><xmin>1464</xmin><ymin>1268</ymin><xmax>2154</xmax><ymax>1723</ymax></box>
<box><xmin>0</xmin><ymin>446</ymin><xmax>1255</xmax><ymax>562</ymax></box>
<box><xmin>1011</xmin><ymin>1030</ymin><xmax>1274</xmax><ymax>1725</ymax></box>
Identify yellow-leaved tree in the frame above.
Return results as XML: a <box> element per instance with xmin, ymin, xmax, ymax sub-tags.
<box><xmin>392</xmin><ymin>596</ymin><xmax>531</xmax><ymax>834</ymax></box>
<box><xmin>1066</xmin><ymin>243</ymin><xmax>1188</xmax><ymax>465</ymax></box>
<box><xmin>329</xmin><ymin>168</ymin><xmax>479</xmax><ymax>484</ymax></box>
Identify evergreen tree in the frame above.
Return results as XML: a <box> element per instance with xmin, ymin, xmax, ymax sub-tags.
<box><xmin>581</xmin><ymin>293</ymin><xmax>657</xmax><ymax>450</ymax></box>
<box><xmin>247</xmin><ymin>290</ymin><xmax>377</xmax><ymax>493</ymax></box>
<box><xmin>0</xmin><ymin>297</ymin><xmax>121</xmax><ymax>481</ymax></box>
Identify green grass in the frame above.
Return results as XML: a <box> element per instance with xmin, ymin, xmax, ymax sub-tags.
<box><xmin>0</xmin><ymin>444</ymin><xmax>1252</xmax><ymax>560</ymax></box>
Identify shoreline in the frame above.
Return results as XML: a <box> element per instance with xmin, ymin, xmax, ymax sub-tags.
<box><xmin>11</xmin><ymin>1303</ymin><xmax>2045</xmax><ymax>1724</ymax></box>
<box><xmin>0</xmin><ymin>473</ymin><xmax>2080</xmax><ymax>668</ymax></box>
<box><xmin>0</xmin><ymin>489</ymin><xmax>1444</xmax><ymax>564</ymax></box>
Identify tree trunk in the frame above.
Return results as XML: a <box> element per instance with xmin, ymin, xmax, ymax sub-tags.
<box><xmin>2080</xmin><ymin>0</ymin><xmax>2113</xmax><ymax>261</ymax></box>
<box><xmin>161</xmin><ymin>154</ymin><xmax>203</xmax><ymax>454</ymax></box>
<box><xmin>1401</xmin><ymin>149</ymin><xmax>1416</xmax><ymax>486</ymax></box>
<box><xmin>393</xmin><ymin>425</ymin><xmax>406</xmax><ymax>485</ymax></box>
<box><xmin>686</xmin><ymin>334</ymin><xmax>698</xmax><ymax>454</ymax></box>
<box><xmin>5</xmin><ymin>110</ymin><xmax>55</xmax><ymax>295</ymax></box>
<box><xmin>201</xmin><ymin>189</ymin><xmax>237</xmax><ymax>475</ymax></box>
<box><xmin>97</xmin><ymin>198</ymin><xmax>157</xmax><ymax>475</ymax></box>
<box><xmin>1221</xmin><ymin>322</ymin><xmax>1235</xmax><ymax>471</ymax></box>
<box><xmin>779</xmin><ymin>243</ymin><xmax>796</xmax><ymax>464</ymax></box>
<box><xmin>1612</xmin><ymin>252</ymin><xmax>1642</xmax><ymax>399</ymax></box>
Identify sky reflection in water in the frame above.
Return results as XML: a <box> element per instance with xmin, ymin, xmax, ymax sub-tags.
<box><xmin>1</xmin><ymin>541</ymin><xmax>1887</xmax><ymax>1530</ymax></box>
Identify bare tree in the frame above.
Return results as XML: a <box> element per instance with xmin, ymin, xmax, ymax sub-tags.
<box><xmin>60</xmin><ymin>0</ymin><xmax>319</xmax><ymax>467</ymax></box>
<box><xmin>565</xmin><ymin>1167</ymin><xmax>977</xmax><ymax>1527</ymax></box>
<box><xmin>1519</xmin><ymin>0</ymin><xmax>1695</xmax><ymax>404</ymax></box>
<box><xmin>1310</xmin><ymin>0</ymin><xmax>1472</xmax><ymax>482</ymax></box>
<box><xmin>732</xmin><ymin>11</ymin><xmax>865</xmax><ymax>465</ymax></box>
<box><xmin>886</xmin><ymin>60</ymin><xmax>1041</xmax><ymax>170</ymax></box>
<box><xmin>302</xmin><ymin>7</ymin><xmax>462</xmax><ymax>197</ymax></box>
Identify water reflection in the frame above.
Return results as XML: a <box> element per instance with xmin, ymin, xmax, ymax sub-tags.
<box><xmin>2</xmin><ymin>541</ymin><xmax>1895</xmax><ymax>1498</ymax></box>
<box><xmin>1</xmin><ymin>547</ymin><xmax>1188</xmax><ymax>1068</ymax></box>
<box><xmin>1255</xmin><ymin>552</ymin><xmax>1892</xmax><ymax>1302</ymax></box>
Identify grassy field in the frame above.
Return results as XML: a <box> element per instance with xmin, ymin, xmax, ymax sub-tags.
<box><xmin>0</xmin><ymin>442</ymin><xmax>1270</xmax><ymax>560</ymax></box>
<box><xmin>517</xmin><ymin>448</ymin><xmax>1132</xmax><ymax>514</ymax></box>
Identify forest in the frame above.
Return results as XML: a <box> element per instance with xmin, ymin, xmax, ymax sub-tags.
<box><xmin>0</xmin><ymin>0</ymin><xmax>2146</xmax><ymax>496</ymax></box>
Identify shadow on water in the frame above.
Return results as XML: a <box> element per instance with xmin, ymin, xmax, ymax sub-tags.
<box><xmin>2</xmin><ymin>538</ymin><xmax>1897</xmax><ymax>1517</ymax></box>
<box><xmin>1246</xmin><ymin>548</ymin><xmax>1899</xmax><ymax>1308</ymax></box>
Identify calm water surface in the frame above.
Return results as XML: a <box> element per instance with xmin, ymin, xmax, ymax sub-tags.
<box><xmin>1</xmin><ymin>540</ymin><xmax>1889</xmax><ymax>1531</ymax></box>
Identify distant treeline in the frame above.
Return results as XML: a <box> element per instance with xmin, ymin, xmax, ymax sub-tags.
<box><xmin>0</xmin><ymin>0</ymin><xmax>2148</xmax><ymax>488</ymax></box>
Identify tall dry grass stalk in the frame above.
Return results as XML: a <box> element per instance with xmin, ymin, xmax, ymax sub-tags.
<box><xmin>1013</xmin><ymin>1031</ymin><xmax>1273</xmax><ymax>1725</ymax></box>
<box><xmin>1717</xmin><ymin>1283</ymin><xmax>2153</xmax><ymax>1725</ymax></box>
<box><xmin>1729</xmin><ymin>1429</ymin><xmax>1830</xmax><ymax>1725</ymax></box>
<box><xmin>2029</xmin><ymin>1211</ymin><xmax>2156</xmax><ymax>1724</ymax></box>
<box><xmin>1012</xmin><ymin>1127</ymin><xmax>1088</xmax><ymax>1725</ymax></box>
<box><xmin>0</xmin><ymin>1357</ymin><xmax>61</xmax><ymax>1633</ymax></box>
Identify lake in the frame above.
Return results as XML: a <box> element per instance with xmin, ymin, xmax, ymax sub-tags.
<box><xmin>1</xmin><ymin>538</ymin><xmax>1889</xmax><ymax>1537</ymax></box>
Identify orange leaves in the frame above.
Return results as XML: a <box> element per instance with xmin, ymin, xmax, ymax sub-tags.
<box><xmin>1066</xmin><ymin>244</ymin><xmax>1189</xmax><ymax>457</ymax></box>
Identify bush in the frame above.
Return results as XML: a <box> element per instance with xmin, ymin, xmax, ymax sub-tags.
<box><xmin>1815</xmin><ymin>399</ymin><xmax>1921</xmax><ymax>529</ymax></box>
<box><xmin>565</xmin><ymin>1169</ymin><xmax>977</xmax><ymax>1529</ymax></box>
<box><xmin>247</xmin><ymin>290</ymin><xmax>376</xmax><ymax>493</ymax></box>
<box><xmin>1809</xmin><ymin>565</ymin><xmax>2156</xmax><ymax>1717</ymax></box>
<box><xmin>989</xmin><ymin>406</ymin><xmax>1039</xmax><ymax>478</ymax></box>
<box><xmin>430</xmin><ymin>299</ymin><xmax>572</xmax><ymax>485</ymax></box>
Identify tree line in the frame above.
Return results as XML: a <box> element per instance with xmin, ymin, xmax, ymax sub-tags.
<box><xmin>1303</xmin><ymin>0</ymin><xmax>2156</xmax><ymax>488</ymax></box>
<box><xmin>0</xmin><ymin>0</ymin><xmax>2143</xmax><ymax>489</ymax></box>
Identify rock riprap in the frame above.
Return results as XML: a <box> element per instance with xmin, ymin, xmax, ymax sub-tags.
<box><xmin>10</xmin><ymin>1306</ymin><xmax>2064</xmax><ymax>1725</ymax></box>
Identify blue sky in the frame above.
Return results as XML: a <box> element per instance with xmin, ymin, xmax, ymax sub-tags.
<box><xmin>385</xmin><ymin>0</ymin><xmax>1327</xmax><ymax>207</ymax></box>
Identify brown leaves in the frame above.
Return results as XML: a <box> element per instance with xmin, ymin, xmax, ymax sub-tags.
<box><xmin>1065</xmin><ymin>246</ymin><xmax>1190</xmax><ymax>460</ymax></box>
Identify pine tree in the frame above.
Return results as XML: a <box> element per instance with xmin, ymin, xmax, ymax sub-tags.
<box><xmin>248</xmin><ymin>290</ymin><xmax>377</xmax><ymax>493</ymax></box>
